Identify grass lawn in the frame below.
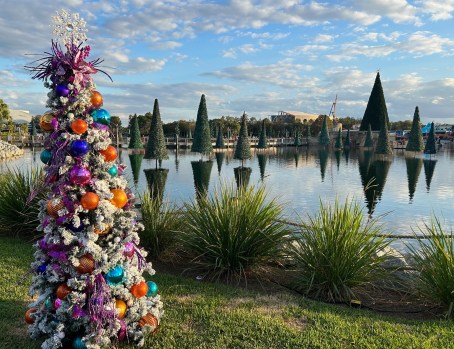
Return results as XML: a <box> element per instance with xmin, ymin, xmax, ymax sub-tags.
<box><xmin>1</xmin><ymin>236</ymin><xmax>453</xmax><ymax>349</ymax></box>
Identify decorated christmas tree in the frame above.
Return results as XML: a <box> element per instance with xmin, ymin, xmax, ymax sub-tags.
<box><xmin>191</xmin><ymin>94</ymin><xmax>212</xmax><ymax>156</ymax></box>
<box><xmin>25</xmin><ymin>10</ymin><xmax>162</xmax><ymax>349</ymax></box>
<box><xmin>359</xmin><ymin>72</ymin><xmax>389</xmax><ymax>131</ymax></box>
<box><xmin>406</xmin><ymin>106</ymin><xmax>424</xmax><ymax>152</ymax></box>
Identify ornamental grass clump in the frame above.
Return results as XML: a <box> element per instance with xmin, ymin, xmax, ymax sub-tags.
<box><xmin>140</xmin><ymin>191</ymin><xmax>184</xmax><ymax>259</ymax></box>
<box><xmin>290</xmin><ymin>198</ymin><xmax>392</xmax><ymax>303</ymax></box>
<box><xmin>0</xmin><ymin>167</ymin><xmax>45</xmax><ymax>237</ymax></box>
<box><xmin>407</xmin><ymin>216</ymin><xmax>454</xmax><ymax>317</ymax></box>
<box><xmin>179</xmin><ymin>183</ymin><xmax>292</xmax><ymax>281</ymax></box>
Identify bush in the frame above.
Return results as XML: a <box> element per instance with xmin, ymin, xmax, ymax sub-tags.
<box><xmin>179</xmin><ymin>183</ymin><xmax>292</xmax><ymax>281</ymax></box>
<box><xmin>0</xmin><ymin>167</ymin><xmax>45</xmax><ymax>237</ymax></box>
<box><xmin>407</xmin><ymin>216</ymin><xmax>454</xmax><ymax>317</ymax></box>
<box><xmin>290</xmin><ymin>198</ymin><xmax>392</xmax><ymax>302</ymax></box>
<box><xmin>140</xmin><ymin>192</ymin><xmax>184</xmax><ymax>259</ymax></box>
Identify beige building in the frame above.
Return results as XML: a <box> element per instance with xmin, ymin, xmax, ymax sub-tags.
<box><xmin>270</xmin><ymin>111</ymin><xmax>322</xmax><ymax>123</ymax></box>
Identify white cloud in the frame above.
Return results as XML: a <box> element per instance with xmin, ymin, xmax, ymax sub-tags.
<box><xmin>351</xmin><ymin>0</ymin><xmax>421</xmax><ymax>25</ymax></box>
<box><xmin>401</xmin><ymin>31</ymin><xmax>454</xmax><ymax>56</ymax></box>
<box><xmin>418</xmin><ymin>0</ymin><xmax>454</xmax><ymax>21</ymax></box>
<box><xmin>313</xmin><ymin>34</ymin><xmax>334</xmax><ymax>43</ymax></box>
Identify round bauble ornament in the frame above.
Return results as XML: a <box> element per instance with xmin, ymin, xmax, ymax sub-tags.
<box><xmin>90</xmin><ymin>91</ymin><xmax>103</xmax><ymax>108</ymax></box>
<box><xmin>70</xmin><ymin>140</ymin><xmax>90</xmax><ymax>157</ymax></box>
<box><xmin>47</xmin><ymin>198</ymin><xmax>65</xmax><ymax>217</ymax></box>
<box><xmin>110</xmin><ymin>189</ymin><xmax>128</xmax><ymax>208</ymax></box>
<box><xmin>37</xmin><ymin>263</ymin><xmax>47</xmax><ymax>274</ymax></box>
<box><xmin>80</xmin><ymin>192</ymin><xmax>99</xmax><ymax>210</ymax></box>
<box><xmin>71</xmin><ymin>119</ymin><xmax>88</xmax><ymax>135</ymax></box>
<box><xmin>69</xmin><ymin>166</ymin><xmax>91</xmax><ymax>185</ymax></box>
<box><xmin>105</xmin><ymin>266</ymin><xmax>124</xmax><ymax>286</ymax></box>
<box><xmin>54</xmin><ymin>298</ymin><xmax>62</xmax><ymax>310</ymax></box>
<box><xmin>40</xmin><ymin>149</ymin><xmax>52</xmax><ymax>164</ymax></box>
<box><xmin>91</xmin><ymin>108</ymin><xmax>110</xmax><ymax>125</ymax></box>
<box><xmin>100</xmin><ymin>145</ymin><xmax>117</xmax><ymax>162</ymax></box>
<box><xmin>76</xmin><ymin>254</ymin><xmax>95</xmax><ymax>274</ymax></box>
<box><xmin>131</xmin><ymin>281</ymin><xmax>148</xmax><ymax>298</ymax></box>
<box><xmin>124</xmin><ymin>242</ymin><xmax>134</xmax><ymax>258</ymax></box>
<box><xmin>118</xmin><ymin>319</ymin><xmax>127</xmax><ymax>342</ymax></box>
<box><xmin>39</xmin><ymin>112</ymin><xmax>54</xmax><ymax>132</ymax></box>
<box><xmin>138</xmin><ymin>313</ymin><xmax>159</xmax><ymax>333</ymax></box>
<box><xmin>107</xmin><ymin>165</ymin><xmax>118</xmax><ymax>177</ymax></box>
<box><xmin>146</xmin><ymin>281</ymin><xmax>158</xmax><ymax>297</ymax></box>
<box><xmin>25</xmin><ymin>308</ymin><xmax>37</xmax><ymax>324</ymax></box>
<box><xmin>95</xmin><ymin>225</ymin><xmax>110</xmax><ymax>236</ymax></box>
<box><xmin>115</xmin><ymin>299</ymin><xmax>127</xmax><ymax>319</ymax></box>
<box><xmin>56</xmin><ymin>283</ymin><xmax>71</xmax><ymax>299</ymax></box>
<box><xmin>72</xmin><ymin>337</ymin><xmax>87</xmax><ymax>349</ymax></box>
<box><xmin>56</xmin><ymin>84</ymin><xmax>70</xmax><ymax>97</ymax></box>
<box><xmin>45</xmin><ymin>297</ymin><xmax>53</xmax><ymax>310</ymax></box>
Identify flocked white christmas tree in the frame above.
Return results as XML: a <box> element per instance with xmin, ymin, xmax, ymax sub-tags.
<box><xmin>24</xmin><ymin>10</ymin><xmax>163</xmax><ymax>349</ymax></box>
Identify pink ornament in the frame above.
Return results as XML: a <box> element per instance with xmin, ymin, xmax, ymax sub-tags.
<box><xmin>118</xmin><ymin>319</ymin><xmax>127</xmax><ymax>342</ymax></box>
<box><xmin>54</xmin><ymin>298</ymin><xmax>62</xmax><ymax>310</ymax></box>
<box><xmin>69</xmin><ymin>166</ymin><xmax>91</xmax><ymax>185</ymax></box>
<box><xmin>124</xmin><ymin>242</ymin><xmax>134</xmax><ymax>258</ymax></box>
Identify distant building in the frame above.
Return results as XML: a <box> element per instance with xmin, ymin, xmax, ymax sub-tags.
<box><xmin>270</xmin><ymin>111</ymin><xmax>321</xmax><ymax>123</ymax></box>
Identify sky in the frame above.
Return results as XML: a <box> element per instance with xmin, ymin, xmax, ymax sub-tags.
<box><xmin>1</xmin><ymin>0</ymin><xmax>454</xmax><ymax>125</ymax></box>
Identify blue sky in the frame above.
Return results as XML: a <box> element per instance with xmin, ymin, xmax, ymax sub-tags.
<box><xmin>1</xmin><ymin>0</ymin><xmax>454</xmax><ymax>124</ymax></box>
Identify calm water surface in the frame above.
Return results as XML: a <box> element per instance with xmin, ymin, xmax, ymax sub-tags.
<box><xmin>1</xmin><ymin>146</ymin><xmax>453</xmax><ymax>236</ymax></box>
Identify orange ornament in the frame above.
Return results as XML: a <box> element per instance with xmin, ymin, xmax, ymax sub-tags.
<box><xmin>115</xmin><ymin>299</ymin><xmax>127</xmax><ymax>319</ymax></box>
<box><xmin>76</xmin><ymin>254</ymin><xmax>95</xmax><ymax>274</ymax></box>
<box><xmin>39</xmin><ymin>112</ymin><xmax>54</xmax><ymax>132</ymax></box>
<box><xmin>81</xmin><ymin>192</ymin><xmax>100</xmax><ymax>210</ymax></box>
<box><xmin>71</xmin><ymin>119</ymin><xmax>88</xmax><ymax>134</ymax></box>
<box><xmin>100</xmin><ymin>145</ymin><xmax>117</xmax><ymax>162</ymax></box>
<box><xmin>90</xmin><ymin>91</ymin><xmax>103</xmax><ymax>108</ymax></box>
<box><xmin>25</xmin><ymin>308</ymin><xmax>37</xmax><ymax>324</ymax></box>
<box><xmin>95</xmin><ymin>224</ymin><xmax>111</xmax><ymax>236</ymax></box>
<box><xmin>130</xmin><ymin>281</ymin><xmax>148</xmax><ymax>298</ymax></box>
<box><xmin>110</xmin><ymin>189</ymin><xmax>128</xmax><ymax>208</ymax></box>
<box><xmin>56</xmin><ymin>283</ymin><xmax>71</xmax><ymax>299</ymax></box>
<box><xmin>138</xmin><ymin>313</ymin><xmax>159</xmax><ymax>333</ymax></box>
<box><xmin>47</xmin><ymin>198</ymin><xmax>65</xmax><ymax>217</ymax></box>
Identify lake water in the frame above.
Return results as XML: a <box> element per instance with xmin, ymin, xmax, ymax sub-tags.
<box><xmin>1</xmin><ymin>145</ymin><xmax>453</xmax><ymax>237</ymax></box>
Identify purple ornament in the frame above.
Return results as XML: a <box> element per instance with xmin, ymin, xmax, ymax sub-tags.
<box><xmin>69</xmin><ymin>166</ymin><xmax>91</xmax><ymax>185</ymax></box>
<box><xmin>124</xmin><ymin>242</ymin><xmax>134</xmax><ymax>258</ymax></box>
<box><xmin>70</xmin><ymin>140</ymin><xmax>90</xmax><ymax>157</ymax></box>
<box><xmin>56</xmin><ymin>84</ymin><xmax>70</xmax><ymax>97</ymax></box>
<box><xmin>92</xmin><ymin>122</ymin><xmax>109</xmax><ymax>131</ymax></box>
<box><xmin>51</xmin><ymin>117</ymin><xmax>59</xmax><ymax>130</ymax></box>
<box><xmin>54</xmin><ymin>298</ymin><xmax>62</xmax><ymax>310</ymax></box>
<box><xmin>118</xmin><ymin>319</ymin><xmax>127</xmax><ymax>342</ymax></box>
<box><xmin>37</xmin><ymin>263</ymin><xmax>47</xmax><ymax>274</ymax></box>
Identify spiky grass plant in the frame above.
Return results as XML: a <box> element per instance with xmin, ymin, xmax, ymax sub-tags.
<box><xmin>140</xmin><ymin>191</ymin><xmax>184</xmax><ymax>259</ymax></box>
<box><xmin>179</xmin><ymin>183</ymin><xmax>292</xmax><ymax>281</ymax></box>
<box><xmin>290</xmin><ymin>198</ymin><xmax>392</xmax><ymax>303</ymax></box>
<box><xmin>0</xmin><ymin>167</ymin><xmax>45</xmax><ymax>237</ymax></box>
<box><xmin>407</xmin><ymin>216</ymin><xmax>454</xmax><ymax>317</ymax></box>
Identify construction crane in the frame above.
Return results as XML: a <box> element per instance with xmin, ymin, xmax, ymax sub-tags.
<box><xmin>328</xmin><ymin>94</ymin><xmax>337</xmax><ymax>121</ymax></box>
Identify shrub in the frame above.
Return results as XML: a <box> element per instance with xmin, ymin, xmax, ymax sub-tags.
<box><xmin>407</xmin><ymin>216</ymin><xmax>454</xmax><ymax>317</ymax></box>
<box><xmin>179</xmin><ymin>183</ymin><xmax>292</xmax><ymax>281</ymax></box>
<box><xmin>290</xmin><ymin>198</ymin><xmax>392</xmax><ymax>302</ymax></box>
<box><xmin>0</xmin><ymin>167</ymin><xmax>45</xmax><ymax>237</ymax></box>
<box><xmin>140</xmin><ymin>192</ymin><xmax>184</xmax><ymax>259</ymax></box>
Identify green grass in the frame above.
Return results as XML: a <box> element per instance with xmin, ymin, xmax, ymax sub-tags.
<box><xmin>2</xmin><ymin>236</ymin><xmax>454</xmax><ymax>349</ymax></box>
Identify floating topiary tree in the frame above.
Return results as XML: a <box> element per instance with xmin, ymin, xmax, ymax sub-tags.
<box><xmin>257</xmin><ymin>120</ymin><xmax>268</xmax><ymax>149</ymax></box>
<box><xmin>344</xmin><ymin>128</ymin><xmax>351</xmax><ymax>148</ymax></box>
<box><xmin>318</xmin><ymin>115</ymin><xmax>330</xmax><ymax>146</ymax></box>
<box><xmin>214</xmin><ymin>126</ymin><xmax>225</xmax><ymax>149</ymax></box>
<box><xmin>128</xmin><ymin>114</ymin><xmax>144</xmax><ymax>149</ymax></box>
<box><xmin>191</xmin><ymin>94</ymin><xmax>212</xmax><ymax>157</ymax></box>
<box><xmin>375</xmin><ymin>114</ymin><xmax>393</xmax><ymax>155</ymax></box>
<box><xmin>234</xmin><ymin>112</ymin><xmax>252</xmax><ymax>188</ymax></box>
<box><xmin>406</xmin><ymin>106</ymin><xmax>424</xmax><ymax>152</ymax></box>
<box><xmin>360</xmin><ymin>72</ymin><xmax>389</xmax><ymax>131</ymax></box>
<box><xmin>424</xmin><ymin>122</ymin><xmax>437</xmax><ymax>155</ymax></box>
<box><xmin>334</xmin><ymin>128</ymin><xmax>343</xmax><ymax>149</ymax></box>
<box><xmin>144</xmin><ymin>98</ymin><xmax>169</xmax><ymax>168</ymax></box>
<box><xmin>364</xmin><ymin>124</ymin><xmax>374</xmax><ymax>148</ymax></box>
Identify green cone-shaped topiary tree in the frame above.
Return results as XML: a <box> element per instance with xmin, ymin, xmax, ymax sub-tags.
<box><xmin>257</xmin><ymin>120</ymin><xmax>268</xmax><ymax>149</ymax></box>
<box><xmin>234</xmin><ymin>112</ymin><xmax>252</xmax><ymax>167</ymax></box>
<box><xmin>364</xmin><ymin>124</ymin><xmax>374</xmax><ymax>148</ymax></box>
<box><xmin>214</xmin><ymin>126</ymin><xmax>225</xmax><ymax>149</ymax></box>
<box><xmin>406</xmin><ymin>106</ymin><xmax>425</xmax><ymax>152</ymax></box>
<box><xmin>375</xmin><ymin>114</ymin><xmax>393</xmax><ymax>155</ymax></box>
<box><xmin>318</xmin><ymin>115</ymin><xmax>330</xmax><ymax>146</ymax></box>
<box><xmin>424</xmin><ymin>122</ymin><xmax>437</xmax><ymax>155</ymax></box>
<box><xmin>344</xmin><ymin>128</ymin><xmax>351</xmax><ymax>148</ymax></box>
<box><xmin>360</xmin><ymin>72</ymin><xmax>390</xmax><ymax>131</ymax></box>
<box><xmin>334</xmin><ymin>128</ymin><xmax>343</xmax><ymax>149</ymax></box>
<box><xmin>128</xmin><ymin>114</ymin><xmax>143</xmax><ymax>149</ymax></box>
<box><xmin>145</xmin><ymin>99</ymin><xmax>169</xmax><ymax>168</ymax></box>
<box><xmin>191</xmin><ymin>94</ymin><xmax>213</xmax><ymax>156</ymax></box>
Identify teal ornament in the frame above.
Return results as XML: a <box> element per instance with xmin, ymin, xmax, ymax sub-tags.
<box><xmin>72</xmin><ymin>337</ymin><xmax>87</xmax><ymax>349</ymax></box>
<box><xmin>146</xmin><ymin>281</ymin><xmax>158</xmax><ymax>297</ymax></box>
<box><xmin>44</xmin><ymin>297</ymin><xmax>53</xmax><ymax>310</ymax></box>
<box><xmin>105</xmin><ymin>266</ymin><xmax>124</xmax><ymax>286</ymax></box>
<box><xmin>91</xmin><ymin>108</ymin><xmax>111</xmax><ymax>125</ymax></box>
<box><xmin>40</xmin><ymin>149</ymin><xmax>52</xmax><ymax>164</ymax></box>
<box><xmin>108</xmin><ymin>165</ymin><xmax>118</xmax><ymax>177</ymax></box>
